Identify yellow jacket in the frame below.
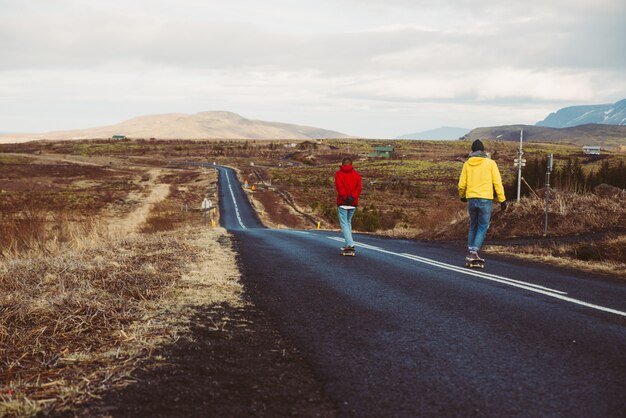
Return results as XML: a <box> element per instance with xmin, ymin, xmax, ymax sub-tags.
<box><xmin>458</xmin><ymin>155</ymin><xmax>506</xmax><ymax>202</ymax></box>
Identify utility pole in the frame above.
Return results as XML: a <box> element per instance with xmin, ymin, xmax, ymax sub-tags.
<box><xmin>544</xmin><ymin>153</ymin><xmax>553</xmax><ymax>235</ymax></box>
<box><xmin>515</xmin><ymin>129</ymin><xmax>525</xmax><ymax>202</ymax></box>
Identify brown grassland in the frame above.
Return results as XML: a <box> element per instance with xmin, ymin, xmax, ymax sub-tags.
<box><xmin>2</xmin><ymin>137</ymin><xmax>624</xmax><ymax>274</ymax></box>
<box><xmin>0</xmin><ymin>152</ymin><xmax>235</xmax><ymax>416</ymax></box>
<box><xmin>0</xmin><ymin>136</ymin><xmax>624</xmax><ymax>414</ymax></box>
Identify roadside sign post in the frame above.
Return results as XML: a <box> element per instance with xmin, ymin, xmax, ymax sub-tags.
<box><xmin>201</xmin><ymin>198</ymin><xmax>213</xmax><ymax>226</ymax></box>
<box><xmin>544</xmin><ymin>154</ymin><xmax>553</xmax><ymax>235</ymax></box>
<box><xmin>201</xmin><ymin>198</ymin><xmax>212</xmax><ymax>210</ymax></box>
<box><xmin>516</xmin><ymin>129</ymin><xmax>524</xmax><ymax>202</ymax></box>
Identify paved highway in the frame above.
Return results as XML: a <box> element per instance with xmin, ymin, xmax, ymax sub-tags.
<box><xmin>215</xmin><ymin>165</ymin><xmax>626</xmax><ymax>417</ymax></box>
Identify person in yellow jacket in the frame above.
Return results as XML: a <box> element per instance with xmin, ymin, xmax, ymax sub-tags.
<box><xmin>458</xmin><ymin>139</ymin><xmax>507</xmax><ymax>261</ymax></box>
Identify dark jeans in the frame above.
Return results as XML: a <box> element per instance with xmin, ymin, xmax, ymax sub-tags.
<box><xmin>467</xmin><ymin>198</ymin><xmax>492</xmax><ymax>252</ymax></box>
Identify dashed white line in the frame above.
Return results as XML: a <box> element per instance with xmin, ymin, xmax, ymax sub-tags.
<box><xmin>327</xmin><ymin>236</ymin><xmax>626</xmax><ymax>318</ymax></box>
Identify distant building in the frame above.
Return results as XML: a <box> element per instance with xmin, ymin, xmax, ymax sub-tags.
<box><xmin>582</xmin><ymin>145</ymin><xmax>601</xmax><ymax>155</ymax></box>
<box><xmin>368</xmin><ymin>145</ymin><xmax>395</xmax><ymax>159</ymax></box>
<box><xmin>112</xmin><ymin>135</ymin><xmax>127</xmax><ymax>140</ymax></box>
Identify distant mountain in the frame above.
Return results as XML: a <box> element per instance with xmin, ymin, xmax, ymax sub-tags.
<box><xmin>0</xmin><ymin>111</ymin><xmax>351</xmax><ymax>143</ymax></box>
<box><xmin>463</xmin><ymin>123</ymin><xmax>626</xmax><ymax>148</ymax></box>
<box><xmin>396</xmin><ymin>126</ymin><xmax>470</xmax><ymax>140</ymax></box>
<box><xmin>536</xmin><ymin>99</ymin><xmax>626</xmax><ymax>128</ymax></box>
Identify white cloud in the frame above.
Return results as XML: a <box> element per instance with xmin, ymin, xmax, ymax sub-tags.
<box><xmin>475</xmin><ymin>69</ymin><xmax>597</xmax><ymax>102</ymax></box>
<box><xmin>0</xmin><ymin>0</ymin><xmax>624</xmax><ymax>136</ymax></box>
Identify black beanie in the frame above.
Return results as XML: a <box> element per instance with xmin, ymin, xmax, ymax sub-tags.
<box><xmin>472</xmin><ymin>139</ymin><xmax>485</xmax><ymax>152</ymax></box>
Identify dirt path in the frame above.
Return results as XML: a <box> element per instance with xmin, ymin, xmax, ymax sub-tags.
<box><xmin>109</xmin><ymin>169</ymin><xmax>170</xmax><ymax>236</ymax></box>
<box><xmin>11</xmin><ymin>151</ymin><xmax>173</xmax><ymax>236</ymax></box>
<box><xmin>4</xmin><ymin>152</ymin><xmax>171</xmax><ymax>236</ymax></box>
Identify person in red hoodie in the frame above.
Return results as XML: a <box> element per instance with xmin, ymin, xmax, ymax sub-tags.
<box><xmin>335</xmin><ymin>158</ymin><xmax>362</xmax><ymax>252</ymax></box>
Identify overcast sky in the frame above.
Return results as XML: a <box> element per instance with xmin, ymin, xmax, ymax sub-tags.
<box><xmin>1</xmin><ymin>0</ymin><xmax>625</xmax><ymax>137</ymax></box>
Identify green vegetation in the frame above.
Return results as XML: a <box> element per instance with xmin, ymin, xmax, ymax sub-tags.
<box><xmin>65</xmin><ymin>142</ymin><xmax>151</xmax><ymax>155</ymax></box>
<box><xmin>515</xmin><ymin>155</ymin><xmax>626</xmax><ymax>195</ymax></box>
<box><xmin>0</xmin><ymin>154</ymin><xmax>34</xmax><ymax>164</ymax></box>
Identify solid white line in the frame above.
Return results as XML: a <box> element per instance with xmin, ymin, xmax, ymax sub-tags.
<box><xmin>327</xmin><ymin>236</ymin><xmax>626</xmax><ymax>318</ymax></box>
<box><xmin>330</xmin><ymin>237</ymin><xmax>564</xmax><ymax>293</ymax></box>
<box><xmin>290</xmin><ymin>230</ymin><xmax>313</xmax><ymax>236</ymax></box>
<box><xmin>400</xmin><ymin>253</ymin><xmax>568</xmax><ymax>295</ymax></box>
<box><xmin>223</xmin><ymin>169</ymin><xmax>246</xmax><ymax>229</ymax></box>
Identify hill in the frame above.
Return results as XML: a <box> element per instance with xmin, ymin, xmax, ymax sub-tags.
<box><xmin>396</xmin><ymin>126</ymin><xmax>470</xmax><ymax>140</ymax></box>
<box><xmin>536</xmin><ymin>98</ymin><xmax>626</xmax><ymax>128</ymax></box>
<box><xmin>463</xmin><ymin>123</ymin><xmax>626</xmax><ymax>148</ymax></box>
<box><xmin>0</xmin><ymin>111</ymin><xmax>351</xmax><ymax>143</ymax></box>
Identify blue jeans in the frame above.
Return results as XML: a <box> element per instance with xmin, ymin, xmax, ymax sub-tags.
<box><xmin>338</xmin><ymin>206</ymin><xmax>356</xmax><ymax>247</ymax></box>
<box><xmin>467</xmin><ymin>198</ymin><xmax>492</xmax><ymax>252</ymax></box>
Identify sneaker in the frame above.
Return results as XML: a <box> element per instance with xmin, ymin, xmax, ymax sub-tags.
<box><xmin>470</xmin><ymin>251</ymin><xmax>484</xmax><ymax>261</ymax></box>
<box><xmin>341</xmin><ymin>246</ymin><xmax>355</xmax><ymax>252</ymax></box>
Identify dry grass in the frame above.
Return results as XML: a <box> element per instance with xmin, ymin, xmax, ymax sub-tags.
<box><xmin>0</xmin><ymin>164</ymin><xmax>217</xmax><ymax>257</ymax></box>
<box><xmin>249</xmin><ymin>188</ymin><xmax>309</xmax><ymax>229</ymax></box>
<box><xmin>485</xmin><ymin>237</ymin><xmax>626</xmax><ymax>278</ymax></box>
<box><xmin>140</xmin><ymin>169</ymin><xmax>218</xmax><ymax>233</ymax></box>
<box><xmin>0</xmin><ymin>159</ymin><xmax>150</xmax><ymax>257</ymax></box>
<box><xmin>0</xmin><ymin>232</ymin><xmax>190</xmax><ymax>415</ymax></box>
<box><xmin>0</xmin><ymin>226</ymin><xmax>241</xmax><ymax>417</ymax></box>
<box><xmin>0</xmin><ymin>211</ymin><xmax>109</xmax><ymax>258</ymax></box>
<box><xmin>427</xmin><ymin>191</ymin><xmax>626</xmax><ymax>240</ymax></box>
<box><xmin>425</xmin><ymin>192</ymin><xmax>626</xmax><ymax>276</ymax></box>
<box><xmin>0</xmin><ymin>162</ymin><xmax>237</xmax><ymax>416</ymax></box>
<box><xmin>174</xmin><ymin>228</ymin><xmax>243</xmax><ymax>308</ymax></box>
<box><xmin>0</xmin><ymin>171</ymin><xmax>163</xmax><ymax>258</ymax></box>
<box><xmin>490</xmin><ymin>192</ymin><xmax>626</xmax><ymax>238</ymax></box>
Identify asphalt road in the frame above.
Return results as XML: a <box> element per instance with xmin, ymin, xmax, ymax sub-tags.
<box><xmin>215</xmin><ymin>166</ymin><xmax>626</xmax><ymax>417</ymax></box>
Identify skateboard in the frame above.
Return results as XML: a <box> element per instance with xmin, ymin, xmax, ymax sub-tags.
<box><xmin>341</xmin><ymin>248</ymin><xmax>356</xmax><ymax>257</ymax></box>
<box><xmin>465</xmin><ymin>257</ymin><xmax>484</xmax><ymax>269</ymax></box>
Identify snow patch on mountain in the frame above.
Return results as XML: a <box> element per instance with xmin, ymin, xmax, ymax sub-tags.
<box><xmin>536</xmin><ymin>99</ymin><xmax>626</xmax><ymax>128</ymax></box>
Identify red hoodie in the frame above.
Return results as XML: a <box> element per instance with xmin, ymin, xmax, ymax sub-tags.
<box><xmin>335</xmin><ymin>165</ymin><xmax>362</xmax><ymax>206</ymax></box>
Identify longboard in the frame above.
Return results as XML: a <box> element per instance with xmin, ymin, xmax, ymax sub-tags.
<box><xmin>341</xmin><ymin>249</ymin><xmax>356</xmax><ymax>257</ymax></box>
<box><xmin>465</xmin><ymin>258</ymin><xmax>484</xmax><ymax>269</ymax></box>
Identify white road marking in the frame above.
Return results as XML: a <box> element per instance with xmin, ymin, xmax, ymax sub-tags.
<box><xmin>223</xmin><ymin>169</ymin><xmax>246</xmax><ymax>229</ymax></box>
<box><xmin>289</xmin><ymin>230</ymin><xmax>313</xmax><ymax>236</ymax></box>
<box><xmin>327</xmin><ymin>237</ymin><xmax>626</xmax><ymax>318</ymax></box>
<box><xmin>330</xmin><ymin>237</ymin><xmax>564</xmax><ymax>293</ymax></box>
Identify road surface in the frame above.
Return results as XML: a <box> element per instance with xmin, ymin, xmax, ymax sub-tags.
<box><xmin>216</xmin><ymin>165</ymin><xmax>626</xmax><ymax>417</ymax></box>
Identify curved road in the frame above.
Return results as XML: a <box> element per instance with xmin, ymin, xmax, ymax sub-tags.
<box><xmin>215</xmin><ymin>166</ymin><xmax>626</xmax><ymax>417</ymax></box>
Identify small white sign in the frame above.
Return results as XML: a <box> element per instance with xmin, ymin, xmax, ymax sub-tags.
<box><xmin>201</xmin><ymin>198</ymin><xmax>213</xmax><ymax>210</ymax></box>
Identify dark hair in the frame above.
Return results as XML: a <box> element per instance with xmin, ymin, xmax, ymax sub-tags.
<box><xmin>342</xmin><ymin>157</ymin><xmax>352</xmax><ymax>165</ymax></box>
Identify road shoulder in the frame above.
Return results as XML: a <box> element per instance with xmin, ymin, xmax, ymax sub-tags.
<box><xmin>59</xmin><ymin>229</ymin><xmax>338</xmax><ymax>417</ymax></box>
